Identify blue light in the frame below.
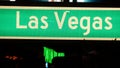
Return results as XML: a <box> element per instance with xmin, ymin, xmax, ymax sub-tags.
<box><xmin>45</xmin><ymin>62</ymin><xmax>48</xmax><ymax>68</ymax></box>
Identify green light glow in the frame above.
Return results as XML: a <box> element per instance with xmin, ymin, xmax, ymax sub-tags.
<box><xmin>44</xmin><ymin>47</ymin><xmax>65</xmax><ymax>64</ymax></box>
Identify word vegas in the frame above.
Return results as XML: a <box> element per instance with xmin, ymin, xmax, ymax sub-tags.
<box><xmin>16</xmin><ymin>11</ymin><xmax>112</xmax><ymax>36</ymax></box>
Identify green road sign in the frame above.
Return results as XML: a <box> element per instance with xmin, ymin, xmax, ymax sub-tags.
<box><xmin>0</xmin><ymin>6</ymin><xmax>120</xmax><ymax>40</ymax></box>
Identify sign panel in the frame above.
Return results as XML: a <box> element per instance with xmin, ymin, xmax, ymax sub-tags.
<box><xmin>0</xmin><ymin>6</ymin><xmax>120</xmax><ymax>40</ymax></box>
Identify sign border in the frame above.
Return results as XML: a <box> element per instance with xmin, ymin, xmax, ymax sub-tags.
<box><xmin>1</xmin><ymin>6</ymin><xmax>120</xmax><ymax>10</ymax></box>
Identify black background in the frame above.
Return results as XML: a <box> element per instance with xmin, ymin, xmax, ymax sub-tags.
<box><xmin>1</xmin><ymin>39</ymin><xmax>120</xmax><ymax>68</ymax></box>
<box><xmin>0</xmin><ymin>0</ymin><xmax>120</xmax><ymax>68</ymax></box>
<box><xmin>0</xmin><ymin>0</ymin><xmax>120</xmax><ymax>7</ymax></box>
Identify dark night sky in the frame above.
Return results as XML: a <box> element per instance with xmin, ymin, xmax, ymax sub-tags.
<box><xmin>0</xmin><ymin>0</ymin><xmax>120</xmax><ymax>68</ymax></box>
<box><xmin>0</xmin><ymin>0</ymin><xmax>119</xmax><ymax>7</ymax></box>
<box><xmin>1</xmin><ymin>39</ymin><xmax>120</xmax><ymax>68</ymax></box>
<box><xmin>0</xmin><ymin>0</ymin><xmax>120</xmax><ymax>3</ymax></box>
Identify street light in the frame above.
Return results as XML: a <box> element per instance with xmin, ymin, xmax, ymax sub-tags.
<box><xmin>77</xmin><ymin>0</ymin><xmax>85</xmax><ymax>2</ymax></box>
<box><xmin>49</xmin><ymin>0</ymin><xmax>63</xmax><ymax>2</ymax></box>
<box><xmin>10</xmin><ymin>0</ymin><xmax>16</xmax><ymax>1</ymax></box>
